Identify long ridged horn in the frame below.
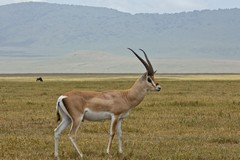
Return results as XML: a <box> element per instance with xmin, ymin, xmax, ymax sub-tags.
<box><xmin>139</xmin><ymin>49</ymin><xmax>154</xmax><ymax>76</ymax></box>
<box><xmin>128</xmin><ymin>48</ymin><xmax>154</xmax><ymax>76</ymax></box>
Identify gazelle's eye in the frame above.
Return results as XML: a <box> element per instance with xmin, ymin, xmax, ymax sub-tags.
<box><xmin>147</xmin><ymin>77</ymin><xmax>152</xmax><ymax>83</ymax></box>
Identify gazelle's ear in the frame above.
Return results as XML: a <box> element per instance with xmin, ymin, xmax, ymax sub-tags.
<box><xmin>142</xmin><ymin>72</ymin><xmax>148</xmax><ymax>80</ymax></box>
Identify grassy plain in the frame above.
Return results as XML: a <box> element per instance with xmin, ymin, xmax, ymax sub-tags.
<box><xmin>0</xmin><ymin>74</ymin><xmax>240</xmax><ymax>160</ymax></box>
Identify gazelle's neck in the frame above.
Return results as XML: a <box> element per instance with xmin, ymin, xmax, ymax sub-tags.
<box><xmin>126</xmin><ymin>74</ymin><xmax>148</xmax><ymax>108</ymax></box>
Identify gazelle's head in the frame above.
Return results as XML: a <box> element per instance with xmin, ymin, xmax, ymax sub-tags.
<box><xmin>128</xmin><ymin>48</ymin><xmax>161</xmax><ymax>92</ymax></box>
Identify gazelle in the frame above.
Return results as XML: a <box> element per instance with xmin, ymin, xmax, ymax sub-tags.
<box><xmin>54</xmin><ymin>48</ymin><xmax>161</xmax><ymax>159</ymax></box>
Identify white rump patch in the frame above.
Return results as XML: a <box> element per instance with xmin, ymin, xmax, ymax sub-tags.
<box><xmin>56</xmin><ymin>95</ymin><xmax>71</xmax><ymax>118</ymax></box>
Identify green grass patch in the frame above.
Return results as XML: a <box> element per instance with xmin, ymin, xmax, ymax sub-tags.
<box><xmin>1</xmin><ymin>74</ymin><xmax>240</xmax><ymax>159</ymax></box>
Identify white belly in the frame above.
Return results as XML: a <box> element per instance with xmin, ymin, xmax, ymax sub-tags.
<box><xmin>83</xmin><ymin>108</ymin><xmax>113</xmax><ymax>121</ymax></box>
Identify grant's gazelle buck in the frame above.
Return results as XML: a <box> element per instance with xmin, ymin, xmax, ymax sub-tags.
<box><xmin>54</xmin><ymin>48</ymin><xmax>161</xmax><ymax>158</ymax></box>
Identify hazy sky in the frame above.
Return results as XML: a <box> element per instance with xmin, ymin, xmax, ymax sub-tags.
<box><xmin>1</xmin><ymin>0</ymin><xmax>240</xmax><ymax>14</ymax></box>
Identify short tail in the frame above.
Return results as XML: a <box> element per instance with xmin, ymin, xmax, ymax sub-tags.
<box><xmin>56</xmin><ymin>106</ymin><xmax>61</xmax><ymax>123</ymax></box>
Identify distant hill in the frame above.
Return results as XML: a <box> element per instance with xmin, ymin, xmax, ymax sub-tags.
<box><xmin>0</xmin><ymin>2</ymin><xmax>240</xmax><ymax>73</ymax></box>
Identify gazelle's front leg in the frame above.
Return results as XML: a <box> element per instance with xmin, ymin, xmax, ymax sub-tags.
<box><xmin>116</xmin><ymin>119</ymin><xmax>123</xmax><ymax>153</ymax></box>
<box><xmin>106</xmin><ymin>114</ymin><xmax>118</xmax><ymax>154</ymax></box>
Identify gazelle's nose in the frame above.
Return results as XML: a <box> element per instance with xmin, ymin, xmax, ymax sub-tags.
<box><xmin>156</xmin><ymin>83</ymin><xmax>161</xmax><ymax>91</ymax></box>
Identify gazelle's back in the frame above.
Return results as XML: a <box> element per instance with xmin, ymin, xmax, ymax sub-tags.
<box><xmin>63</xmin><ymin>89</ymin><xmax>130</xmax><ymax>114</ymax></box>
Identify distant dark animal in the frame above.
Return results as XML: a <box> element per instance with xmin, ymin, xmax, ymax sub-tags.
<box><xmin>36</xmin><ymin>77</ymin><xmax>43</xmax><ymax>82</ymax></box>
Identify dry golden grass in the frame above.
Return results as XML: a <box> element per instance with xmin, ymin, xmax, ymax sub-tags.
<box><xmin>0</xmin><ymin>74</ymin><xmax>240</xmax><ymax>159</ymax></box>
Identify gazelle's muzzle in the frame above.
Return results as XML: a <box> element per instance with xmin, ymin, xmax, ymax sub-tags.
<box><xmin>155</xmin><ymin>83</ymin><xmax>161</xmax><ymax>91</ymax></box>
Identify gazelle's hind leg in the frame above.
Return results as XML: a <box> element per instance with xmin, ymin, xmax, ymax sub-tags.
<box><xmin>54</xmin><ymin>107</ymin><xmax>71</xmax><ymax>158</ymax></box>
<box><xmin>68</xmin><ymin>116</ymin><xmax>84</xmax><ymax>158</ymax></box>
<box><xmin>107</xmin><ymin>115</ymin><xmax>119</xmax><ymax>154</ymax></box>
